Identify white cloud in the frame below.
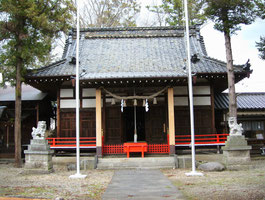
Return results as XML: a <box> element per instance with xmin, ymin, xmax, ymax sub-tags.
<box><xmin>201</xmin><ymin>20</ymin><xmax>265</xmax><ymax>93</ymax></box>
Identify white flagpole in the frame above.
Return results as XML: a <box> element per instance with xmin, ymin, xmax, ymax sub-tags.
<box><xmin>184</xmin><ymin>0</ymin><xmax>203</xmax><ymax>176</ymax></box>
<box><xmin>70</xmin><ymin>0</ymin><xmax>86</xmax><ymax>179</ymax></box>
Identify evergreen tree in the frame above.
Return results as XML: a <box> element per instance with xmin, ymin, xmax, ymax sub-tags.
<box><xmin>147</xmin><ymin>0</ymin><xmax>207</xmax><ymax>26</ymax></box>
<box><xmin>256</xmin><ymin>36</ymin><xmax>265</xmax><ymax>60</ymax></box>
<box><xmin>204</xmin><ymin>0</ymin><xmax>260</xmax><ymax>125</ymax></box>
<box><xmin>0</xmin><ymin>0</ymin><xmax>74</xmax><ymax>167</ymax></box>
<box><xmin>254</xmin><ymin>0</ymin><xmax>265</xmax><ymax>60</ymax></box>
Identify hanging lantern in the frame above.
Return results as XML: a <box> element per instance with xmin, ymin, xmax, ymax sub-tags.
<box><xmin>133</xmin><ymin>99</ymin><xmax>137</xmax><ymax>106</ymax></box>
<box><xmin>71</xmin><ymin>78</ymin><xmax>76</xmax><ymax>87</ymax></box>
<box><xmin>111</xmin><ymin>98</ymin><xmax>116</xmax><ymax>105</ymax></box>
<box><xmin>142</xmin><ymin>99</ymin><xmax>146</xmax><ymax>107</ymax></box>
<box><xmin>153</xmin><ymin>97</ymin><xmax>157</xmax><ymax>104</ymax></box>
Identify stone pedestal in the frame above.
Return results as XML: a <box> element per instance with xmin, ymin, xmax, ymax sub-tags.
<box><xmin>24</xmin><ymin>139</ymin><xmax>54</xmax><ymax>173</ymax></box>
<box><xmin>222</xmin><ymin>135</ymin><xmax>251</xmax><ymax>169</ymax></box>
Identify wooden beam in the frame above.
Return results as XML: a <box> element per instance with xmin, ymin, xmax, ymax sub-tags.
<box><xmin>96</xmin><ymin>88</ymin><xmax>102</xmax><ymax>156</ymax></box>
<box><xmin>57</xmin><ymin>89</ymin><xmax>61</xmax><ymax>137</ymax></box>
<box><xmin>167</xmin><ymin>87</ymin><xmax>175</xmax><ymax>155</ymax></box>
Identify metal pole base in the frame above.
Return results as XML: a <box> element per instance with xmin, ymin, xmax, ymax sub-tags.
<box><xmin>69</xmin><ymin>173</ymin><xmax>87</xmax><ymax>179</ymax></box>
<box><xmin>185</xmin><ymin>171</ymin><xmax>203</xmax><ymax>177</ymax></box>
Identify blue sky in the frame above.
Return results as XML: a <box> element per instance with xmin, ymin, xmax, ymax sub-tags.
<box><xmin>201</xmin><ymin>19</ymin><xmax>265</xmax><ymax>92</ymax></box>
<box><xmin>138</xmin><ymin>0</ymin><xmax>265</xmax><ymax>92</ymax></box>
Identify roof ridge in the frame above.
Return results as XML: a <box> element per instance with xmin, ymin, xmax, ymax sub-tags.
<box><xmin>203</xmin><ymin>56</ymin><xmax>226</xmax><ymax>65</ymax></box>
<box><xmin>218</xmin><ymin>92</ymin><xmax>265</xmax><ymax>95</ymax></box>
<box><xmin>237</xmin><ymin>92</ymin><xmax>265</xmax><ymax>95</ymax></box>
<box><xmin>199</xmin><ymin>35</ymin><xmax>208</xmax><ymax>56</ymax></box>
<box><xmin>84</xmin><ymin>33</ymin><xmax>187</xmax><ymax>39</ymax></box>
<box><xmin>26</xmin><ymin>59</ymin><xmax>67</xmax><ymax>75</ymax></box>
<box><xmin>73</xmin><ymin>26</ymin><xmax>199</xmax><ymax>32</ymax></box>
<box><xmin>203</xmin><ymin>56</ymin><xmax>244</xmax><ymax>68</ymax></box>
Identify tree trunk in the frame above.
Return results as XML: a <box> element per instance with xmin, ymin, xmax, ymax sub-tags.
<box><xmin>14</xmin><ymin>59</ymin><xmax>22</xmax><ymax>168</ymax></box>
<box><xmin>224</xmin><ymin>31</ymin><xmax>237</xmax><ymax>119</ymax></box>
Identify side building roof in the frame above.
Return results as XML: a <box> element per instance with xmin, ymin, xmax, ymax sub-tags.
<box><xmin>215</xmin><ymin>93</ymin><xmax>265</xmax><ymax>110</ymax></box>
<box><xmin>0</xmin><ymin>84</ymin><xmax>47</xmax><ymax>102</ymax></box>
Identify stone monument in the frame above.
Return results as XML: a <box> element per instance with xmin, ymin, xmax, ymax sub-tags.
<box><xmin>24</xmin><ymin>121</ymin><xmax>54</xmax><ymax>173</ymax></box>
<box><xmin>222</xmin><ymin>117</ymin><xmax>251</xmax><ymax>169</ymax></box>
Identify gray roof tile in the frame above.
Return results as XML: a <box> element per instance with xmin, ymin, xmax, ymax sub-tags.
<box><xmin>27</xmin><ymin>26</ymin><xmax>247</xmax><ymax>80</ymax></box>
<box><xmin>215</xmin><ymin>93</ymin><xmax>265</xmax><ymax>110</ymax></box>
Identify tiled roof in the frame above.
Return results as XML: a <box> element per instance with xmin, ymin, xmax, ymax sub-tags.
<box><xmin>0</xmin><ymin>84</ymin><xmax>47</xmax><ymax>101</ymax></box>
<box><xmin>27</xmin><ymin>26</ymin><xmax>248</xmax><ymax>80</ymax></box>
<box><xmin>215</xmin><ymin>93</ymin><xmax>265</xmax><ymax>110</ymax></box>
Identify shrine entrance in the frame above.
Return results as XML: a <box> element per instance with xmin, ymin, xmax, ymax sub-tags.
<box><xmin>102</xmin><ymin>87</ymin><xmax>173</xmax><ymax>155</ymax></box>
<box><xmin>123</xmin><ymin>107</ymin><xmax>145</xmax><ymax>142</ymax></box>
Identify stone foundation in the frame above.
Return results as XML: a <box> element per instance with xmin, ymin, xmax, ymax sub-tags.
<box><xmin>24</xmin><ymin>139</ymin><xmax>54</xmax><ymax>173</ymax></box>
<box><xmin>222</xmin><ymin>135</ymin><xmax>251</xmax><ymax>169</ymax></box>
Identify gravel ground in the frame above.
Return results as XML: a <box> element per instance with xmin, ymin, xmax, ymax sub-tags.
<box><xmin>0</xmin><ymin>163</ymin><xmax>114</xmax><ymax>200</ymax></box>
<box><xmin>163</xmin><ymin>159</ymin><xmax>265</xmax><ymax>200</ymax></box>
<box><xmin>0</xmin><ymin>157</ymin><xmax>265</xmax><ymax>200</ymax></box>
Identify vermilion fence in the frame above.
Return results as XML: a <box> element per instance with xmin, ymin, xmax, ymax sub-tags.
<box><xmin>46</xmin><ymin>137</ymin><xmax>96</xmax><ymax>148</ymax></box>
<box><xmin>46</xmin><ymin>134</ymin><xmax>228</xmax><ymax>152</ymax></box>
<box><xmin>147</xmin><ymin>144</ymin><xmax>169</xmax><ymax>153</ymax></box>
<box><xmin>102</xmin><ymin>136</ymin><xmax>170</xmax><ymax>155</ymax></box>
<box><xmin>103</xmin><ymin>144</ymin><xmax>124</xmax><ymax>154</ymax></box>
<box><xmin>175</xmin><ymin>133</ymin><xmax>229</xmax><ymax>146</ymax></box>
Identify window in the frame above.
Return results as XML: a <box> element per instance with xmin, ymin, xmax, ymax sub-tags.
<box><xmin>242</xmin><ymin>121</ymin><xmax>264</xmax><ymax>131</ymax></box>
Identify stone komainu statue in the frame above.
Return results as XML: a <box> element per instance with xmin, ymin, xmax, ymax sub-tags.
<box><xmin>31</xmin><ymin>121</ymin><xmax>46</xmax><ymax>139</ymax></box>
<box><xmin>228</xmin><ymin>117</ymin><xmax>243</xmax><ymax>136</ymax></box>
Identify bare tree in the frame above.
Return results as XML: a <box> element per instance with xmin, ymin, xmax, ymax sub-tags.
<box><xmin>80</xmin><ymin>0</ymin><xmax>141</xmax><ymax>28</ymax></box>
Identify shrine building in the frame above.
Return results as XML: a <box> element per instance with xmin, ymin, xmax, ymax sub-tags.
<box><xmin>25</xmin><ymin>26</ymin><xmax>251</xmax><ymax>157</ymax></box>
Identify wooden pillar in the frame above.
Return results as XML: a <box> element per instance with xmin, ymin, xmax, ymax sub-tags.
<box><xmin>96</xmin><ymin>88</ymin><xmax>102</xmax><ymax>156</ymax></box>
<box><xmin>102</xmin><ymin>94</ymin><xmax>106</xmax><ymax>139</ymax></box>
<box><xmin>6</xmin><ymin>125</ymin><xmax>9</xmax><ymax>148</ymax></box>
<box><xmin>167</xmin><ymin>87</ymin><xmax>175</xmax><ymax>155</ymax></box>
<box><xmin>210</xmin><ymin>84</ymin><xmax>216</xmax><ymax>134</ymax></box>
<box><xmin>57</xmin><ymin>89</ymin><xmax>61</xmax><ymax>137</ymax></box>
<box><xmin>36</xmin><ymin>103</ymin><xmax>39</xmax><ymax>126</ymax></box>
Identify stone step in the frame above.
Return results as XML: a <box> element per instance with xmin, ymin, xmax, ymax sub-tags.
<box><xmin>97</xmin><ymin>156</ymin><xmax>177</xmax><ymax>170</ymax></box>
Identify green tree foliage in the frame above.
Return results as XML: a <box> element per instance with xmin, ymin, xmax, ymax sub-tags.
<box><xmin>204</xmin><ymin>0</ymin><xmax>260</xmax><ymax>121</ymax></box>
<box><xmin>80</xmin><ymin>0</ymin><xmax>141</xmax><ymax>28</ymax></box>
<box><xmin>0</xmin><ymin>0</ymin><xmax>74</xmax><ymax>167</ymax></box>
<box><xmin>205</xmin><ymin>0</ymin><xmax>257</xmax><ymax>34</ymax></box>
<box><xmin>256</xmin><ymin>36</ymin><xmax>265</xmax><ymax>60</ymax></box>
<box><xmin>254</xmin><ymin>0</ymin><xmax>265</xmax><ymax>60</ymax></box>
<box><xmin>254</xmin><ymin>0</ymin><xmax>265</xmax><ymax>19</ymax></box>
<box><xmin>147</xmin><ymin>0</ymin><xmax>207</xmax><ymax>26</ymax></box>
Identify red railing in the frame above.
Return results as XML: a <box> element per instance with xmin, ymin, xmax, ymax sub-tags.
<box><xmin>175</xmin><ymin>133</ymin><xmax>229</xmax><ymax>146</ymax></box>
<box><xmin>46</xmin><ymin>137</ymin><xmax>96</xmax><ymax>148</ymax></box>
<box><xmin>147</xmin><ymin>144</ymin><xmax>169</xmax><ymax>153</ymax></box>
<box><xmin>103</xmin><ymin>144</ymin><xmax>124</xmax><ymax>154</ymax></box>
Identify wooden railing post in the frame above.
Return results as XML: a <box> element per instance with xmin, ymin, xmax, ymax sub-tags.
<box><xmin>167</xmin><ymin>134</ymin><xmax>170</xmax><ymax>153</ymax></box>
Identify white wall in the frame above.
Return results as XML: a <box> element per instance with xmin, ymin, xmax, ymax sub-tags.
<box><xmin>60</xmin><ymin>89</ymin><xmax>74</xmax><ymax>98</ymax></box>
<box><xmin>173</xmin><ymin>86</ymin><xmax>211</xmax><ymax>106</ymax></box>
<box><xmin>60</xmin><ymin>99</ymin><xmax>76</xmax><ymax>108</ymax></box>
<box><xmin>82</xmin><ymin>88</ymin><xmax>96</xmax><ymax>97</ymax></box>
